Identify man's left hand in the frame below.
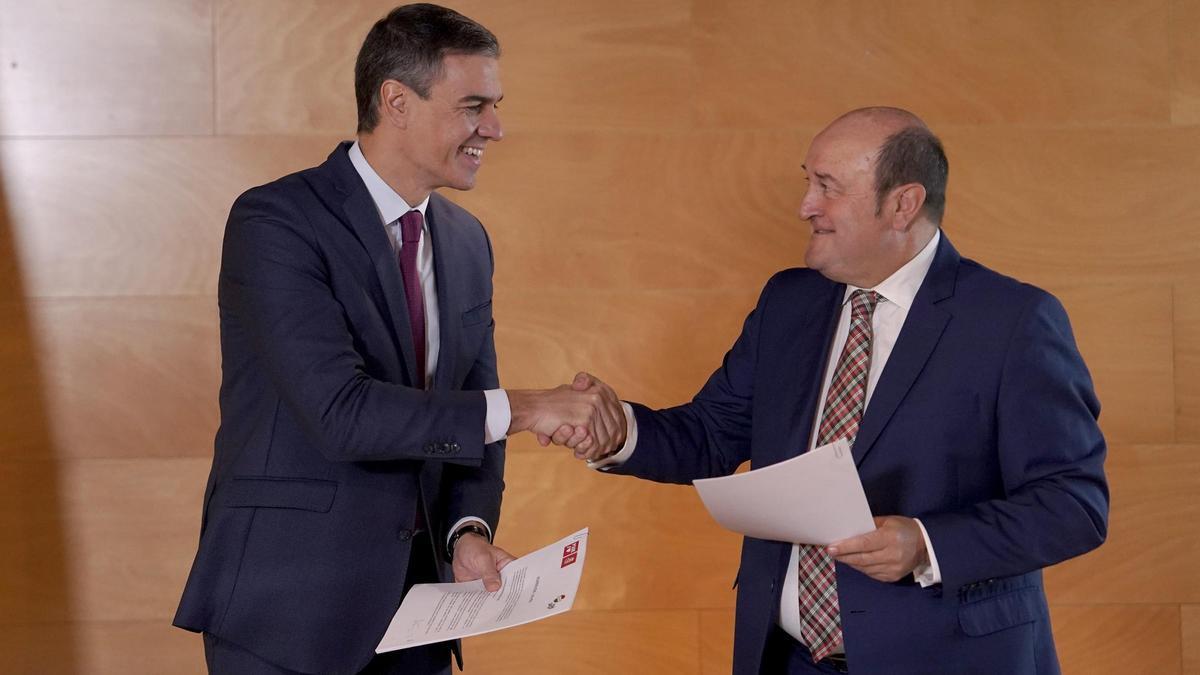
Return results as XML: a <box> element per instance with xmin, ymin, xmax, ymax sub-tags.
<box><xmin>827</xmin><ymin>516</ymin><xmax>928</xmax><ymax>583</ymax></box>
<box><xmin>452</xmin><ymin>533</ymin><xmax>515</xmax><ymax>592</ymax></box>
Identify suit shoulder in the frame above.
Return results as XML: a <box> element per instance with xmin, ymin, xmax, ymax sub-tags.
<box><xmin>955</xmin><ymin>257</ymin><xmax>1067</xmax><ymax>318</ymax></box>
<box><xmin>430</xmin><ymin>192</ymin><xmax>487</xmax><ymax>234</ymax></box>
<box><xmin>761</xmin><ymin>267</ymin><xmax>839</xmax><ymax>300</ymax></box>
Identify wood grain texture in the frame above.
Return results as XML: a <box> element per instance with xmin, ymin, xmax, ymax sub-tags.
<box><xmin>1052</xmin><ymin>604</ymin><xmax>1181</xmax><ymax>674</ymax></box>
<box><xmin>941</xmin><ymin>126</ymin><xmax>1200</xmax><ymax>288</ymax></box>
<box><xmin>0</xmin><ymin>458</ymin><xmax>210</xmax><ymax>623</ymax></box>
<box><xmin>0</xmin><ymin>0</ymin><xmax>213</xmax><ymax>136</ymax></box>
<box><xmin>692</xmin><ymin>0</ymin><xmax>1170</xmax><ymax>129</ymax></box>
<box><xmin>0</xmin><ymin>137</ymin><xmax>340</xmax><ymax>298</ymax></box>
<box><xmin>465</xmin><ymin>610</ymin><xmax>699</xmax><ymax>674</ymax></box>
<box><xmin>1171</xmin><ymin>0</ymin><xmax>1200</xmax><ymax>124</ymax></box>
<box><xmin>1178</xmin><ymin>280</ymin><xmax>1200</xmax><ymax>441</ymax></box>
<box><xmin>700</xmin><ymin>609</ymin><xmax>735</xmax><ymax>675</ymax></box>
<box><xmin>0</xmin><ymin>620</ymin><xmax>204</xmax><ymax>675</ymax></box>
<box><xmin>494</xmin><ymin>287</ymin><xmax>761</xmax><ymax>408</ymax></box>
<box><xmin>216</xmin><ymin>0</ymin><xmax>694</xmax><ymax>134</ymax></box>
<box><xmin>1</xmin><ymin>297</ymin><xmax>220</xmax><ymax>460</ymax></box>
<box><xmin>1049</xmin><ymin>284</ymin><xmax>1174</xmax><ymax>445</ymax></box>
<box><xmin>498</xmin><ymin>448</ymin><xmax>740</xmax><ymax>612</ymax></box>
<box><xmin>1185</xmin><ymin>604</ymin><xmax>1200</xmax><ymax>674</ymax></box>
<box><xmin>457</xmin><ymin>130</ymin><xmax>811</xmax><ymax>293</ymax></box>
<box><xmin>1047</xmin><ymin>445</ymin><xmax>1200</xmax><ymax>604</ymax></box>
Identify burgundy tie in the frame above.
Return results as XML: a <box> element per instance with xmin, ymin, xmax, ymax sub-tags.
<box><xmin>797</xmin><ymin>289</ymin><xmax>880</xmax><ymax>662</ymax></box>
<box><xmin>398</xmin><ymin>210</ymin><xmax>426</xmax><ymax>390</ymax></box>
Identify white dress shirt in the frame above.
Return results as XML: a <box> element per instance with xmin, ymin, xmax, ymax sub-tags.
<box><xmin>592</xmin><ymin>230</ymin><xmax>945</xmax><ymax>649</ymax></box>
<box><xmin>348</xmin><ymin>141</ymin><xmax>509</xmax><ymax>542</ymax></box>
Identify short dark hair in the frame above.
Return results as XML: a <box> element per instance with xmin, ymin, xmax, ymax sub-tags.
<box><xmin>354</xmin><ymin>4</ymin><xmax>500</xmax><ymax>133</ymax></box>
<box><xmin>873</xmin><ymin>126</ymin><xmax>949</xmax><ymax>224</ymax></box>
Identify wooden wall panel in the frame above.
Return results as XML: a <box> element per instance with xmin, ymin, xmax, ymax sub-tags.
<box><xmin>1047</xmin><ymin>445</ymin><xmax>1200</xmax><ymax>604</ymax></box>
<box><xmin>464</xmin><ymin>610</ymin><xmax>700</xmax><ymax>674</ymax></box>
<box><xmin>499</xmin><ymin>448</ymin><xmax>740</xmax><ymax>612</ymax></box>
<box><xmin>0</xmin><ymin>137</ymin><xmax>338</xmax><ymax>298</ymax></box>
<box><xmin>216</xmin><ymin>0</ymin><xmax>695</xmax><ymax>135</ymax></box>
<box><xmin>1178</xmin><ymin>280</ymin><xmax>1200</xmax><ymax>441</ymax></box>
<box><xmin>691</xmin><ymin>1</ymin><xmax>1170</xmax><ymax>129</ymax></box>
<box><xmin>495</xmin><ymin>288</ymin><xmax>761</xmax><ymax>408</ymax></box>
<box><xmin>17</xmin><ymin>297</ymin><xmax>219</xmax><ymax>460</ymax></box>
<box><xmin>0</xmin><ymin>0</ymin><xmax>213</xmax><ymax>137</ymax></box>
<box><xmin>1051</xmin><ymin>604</ymin><xmax>1181</xmax><ymax>675</ymax></box>
<box><xmin>1186</xmin><ymin>604</ymin><xmax>1200</xmax><ymax>674</ymax></box>
<box><xmin>0</xmin><ymin>458</ymin><xmax>209</xmax><ymax>623</ymax></box>
<box><xmin>699</xmin><ymin>609</ymin><xmax>734</xmax><ymax>675</ymax></box>
<box><xmin>1172</xmin><ymin>0</ymin><xmax>1200</xmax><ymax>124</ymax></box>
<box><xmin>456</xmin><ymin>130</ymin><xmax>810</xmax><ymax>293</ymax></box>
<box><xmin>941</xmin><ymin>127</ymin><xmax>1200</xmax><ymax>288</ymax></box>
<box><xmin>1051</xmin><ymin>285</ymin><xmax>1174</xmax><ymax>445</ymax></box>
<box><xmin>0</xmin><ymin>621</ymin><xmax>204</xmax><ymax>675</ymax></box>
<box><xmin>0</xmin><ymin>302</ymin><xmax>54</xmax><ymax>458</ymax></box>
<box><xmin>215</xmin><ymin>0</ymin><xmax>387</xmax><ymax>134</ymax></box>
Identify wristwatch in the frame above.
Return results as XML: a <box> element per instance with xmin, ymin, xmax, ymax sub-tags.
<box><xmin>446</xmin><ymin>523</ymin><xmax>490</xmax><ymax>561</ymax></box>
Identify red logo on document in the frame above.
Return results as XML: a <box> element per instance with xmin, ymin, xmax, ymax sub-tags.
<box><xmin>560</xmin><ymin>541</ymin><xmax>579</xmax><ymax>568</ymax></box>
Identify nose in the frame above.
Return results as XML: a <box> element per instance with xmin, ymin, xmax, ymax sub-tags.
<box><xmin>478</xmin><ymin>106</ymin><xmax>503</xmax><ymax>142</ymax></box>
<box><xmin>798</xmin><ymin>185</ymin><xmax>820</xmax><ymax>220</ymax></box>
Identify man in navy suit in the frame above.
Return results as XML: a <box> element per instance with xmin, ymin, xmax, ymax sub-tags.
<box><xmin>567</xmin><ymin>107</ymin><xmax>1109</xmax><ymax>674</ymax></box>
<box><xmin>174</xmin><ymin>5</ymin><xmax>624</xmax><ymax>674</ymax></box>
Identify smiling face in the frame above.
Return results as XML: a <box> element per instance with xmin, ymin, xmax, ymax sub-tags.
<box><xmin>378</xmin><ymin>53</ymin><xmax>503</xmax><ymax>204</ymax></box>
<box><xmin>799</xmin><ymin>117</ymin><xmax>909</xmax><ymax>288</ymax></box>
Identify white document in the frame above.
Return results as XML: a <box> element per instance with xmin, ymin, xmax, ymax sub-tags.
<box><xmin>376</xmin><ymin>528</ymin><xmax>588</xmax><ymax>653</ymax></box>
<box><xmin>692</xmin><ymin>439</ymin><xmax>874</xmax><ymax>545</ymax></box>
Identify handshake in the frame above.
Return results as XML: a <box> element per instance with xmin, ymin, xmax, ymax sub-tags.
<box><xmin>506</xmin><ymin>372</ymin><xmax>625</xmax><ymax>461</ymax></box>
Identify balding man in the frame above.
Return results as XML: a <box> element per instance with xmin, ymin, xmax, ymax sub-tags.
<box><xmin>569</xmin><ymin>108</ymin><xmax>1109</xmax><ymax>674</ymax></box>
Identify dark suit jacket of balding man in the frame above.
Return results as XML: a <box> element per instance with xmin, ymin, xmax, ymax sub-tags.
<box><xmin>608</xmin><ymin>234</ymin><xmax>1108</xmax><ymax>674</ymax></box>
<box><xmin>175</xmin><ymin>142</ymin><xmax>504</xmax><ymax>674</ymax></box>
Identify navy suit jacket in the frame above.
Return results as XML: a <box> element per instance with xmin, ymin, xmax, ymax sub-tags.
<box><xmin>608</xmin><ymin>234</ymin><xmax>1108</xmax><ymax>674</ymax></box>
<box><xmin>174</xmin><ymin>143</ymin><xmax>505</xmax><ymax>674</ymax></box>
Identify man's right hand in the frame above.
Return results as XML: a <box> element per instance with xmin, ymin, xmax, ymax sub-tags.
<box><xmin>507</xmin><ymin>372</ymin><xmax>626</xmax><ymax>460</ymax></box>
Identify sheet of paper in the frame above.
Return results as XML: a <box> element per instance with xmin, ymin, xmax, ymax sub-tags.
<box><xmin>692</xmin><ymin>439</ymin><xmax>874</xmax><ymax>545</ymax></box>
<box><xmin>376</xmin><ymin>528</ymin><xmax>588</xmax><ymax>653</ymax></box>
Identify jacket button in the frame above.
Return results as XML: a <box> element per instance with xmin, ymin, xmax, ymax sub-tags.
<box><xmin>397</xmin><ymin>529</ymin><xmax>413</xmax><ymax>542</ymax></box>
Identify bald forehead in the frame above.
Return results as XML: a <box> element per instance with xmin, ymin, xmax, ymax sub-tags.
<box><xmin>809</xmin><ymin>107</ymin><xmax>927</xmax><ymax>166</ymax></box>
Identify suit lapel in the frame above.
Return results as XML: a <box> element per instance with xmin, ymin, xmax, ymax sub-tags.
<box><xmin>308</xmin><ymin>142</ymin><xmax>422</xmax><ymax>387</ymax></box>
<box><xmin>777</xmin><ymin>283</ymin><xmax>844</xmax><ymax>464</ymax></box>
<box><xmin>851</xmin><ymin>234</ymin><xmax>960</xmax><ymax>466</ymax></box>
<box><xmin>426</xmin><ymin>195</ymin><xmax>460</xmax><ymax>392</ymax></box>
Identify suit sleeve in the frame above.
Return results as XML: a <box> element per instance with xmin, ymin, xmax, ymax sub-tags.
<box><xmin>920</xmin><ymin>290</ymin><xmax>1109</xmax><ymax>592</ymax></box>
<box><xmin>219</xmin><ymin>189</ymin><xmax>488</xmax><ymax>464</ymax></box>
<box><xmin>605</xmin><ymin>276</ymin><xmax>777</xmax><ymax>484</ymax></box>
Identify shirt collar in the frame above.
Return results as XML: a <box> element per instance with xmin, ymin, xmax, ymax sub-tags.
<box><xmin>843</xmin><ymin>229</ymin><xmax>941</xmax><ymax>312</ymax></box>
<box><xmin>348</xmin><ymin>140</ymin><xmax>430</xmax><ymax>226</ymax></box>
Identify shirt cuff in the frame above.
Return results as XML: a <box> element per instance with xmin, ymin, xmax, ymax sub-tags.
<box><xmin>446</xmin><ymin>517</ymin><xmax>493</xmax><ymax>551</ymax></box>
<box><xmin>912</xmin><ymin>518</ymin><xmax>942</xmax><ymax>587</ymax></box>
<box><xmin>483</xmin><ymin>389</ymin><xmax>511</xmax><ymax>445</ymax></box>
<box><xmin>587</xmin><ymin>402</ymin><xmax>638</xmax><ymax>471</ymax></box>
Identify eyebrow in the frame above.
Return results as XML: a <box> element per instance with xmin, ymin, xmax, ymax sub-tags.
<box><xmin>459</xmin><ymin>94</ymin><xmax>503</xmax><ymax>105</ymax></box>
<box><xmin>800</xmin><ymin>166</ymin><xmax>839</xmax><ymax>185</ymax></box>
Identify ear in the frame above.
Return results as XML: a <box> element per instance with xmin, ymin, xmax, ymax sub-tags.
<box><xmin>379</xmin><ymin>80</ymin><xmax>410</xmax><ymax>129</ymax></box>
<box><xmin>888</xmin><ymin>183</ymin><xmax>927</xmax><ymax>231</ymax></box>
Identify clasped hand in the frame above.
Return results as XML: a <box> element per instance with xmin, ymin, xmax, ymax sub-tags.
<box><xmin>507</xmin><ymin>372</ymin><xmax>625</xmax><ymax>460</ymax></box>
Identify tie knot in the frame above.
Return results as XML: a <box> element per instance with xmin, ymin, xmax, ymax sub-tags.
<box><xmin>399</xmin><ymin>210</ymin><xmax>423</xmax><ymax>244</ymax></box>
<box><xmin>850</xmin><ymin>289</ymin><xmax>880</xmax><ymax>320</ymax></box>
